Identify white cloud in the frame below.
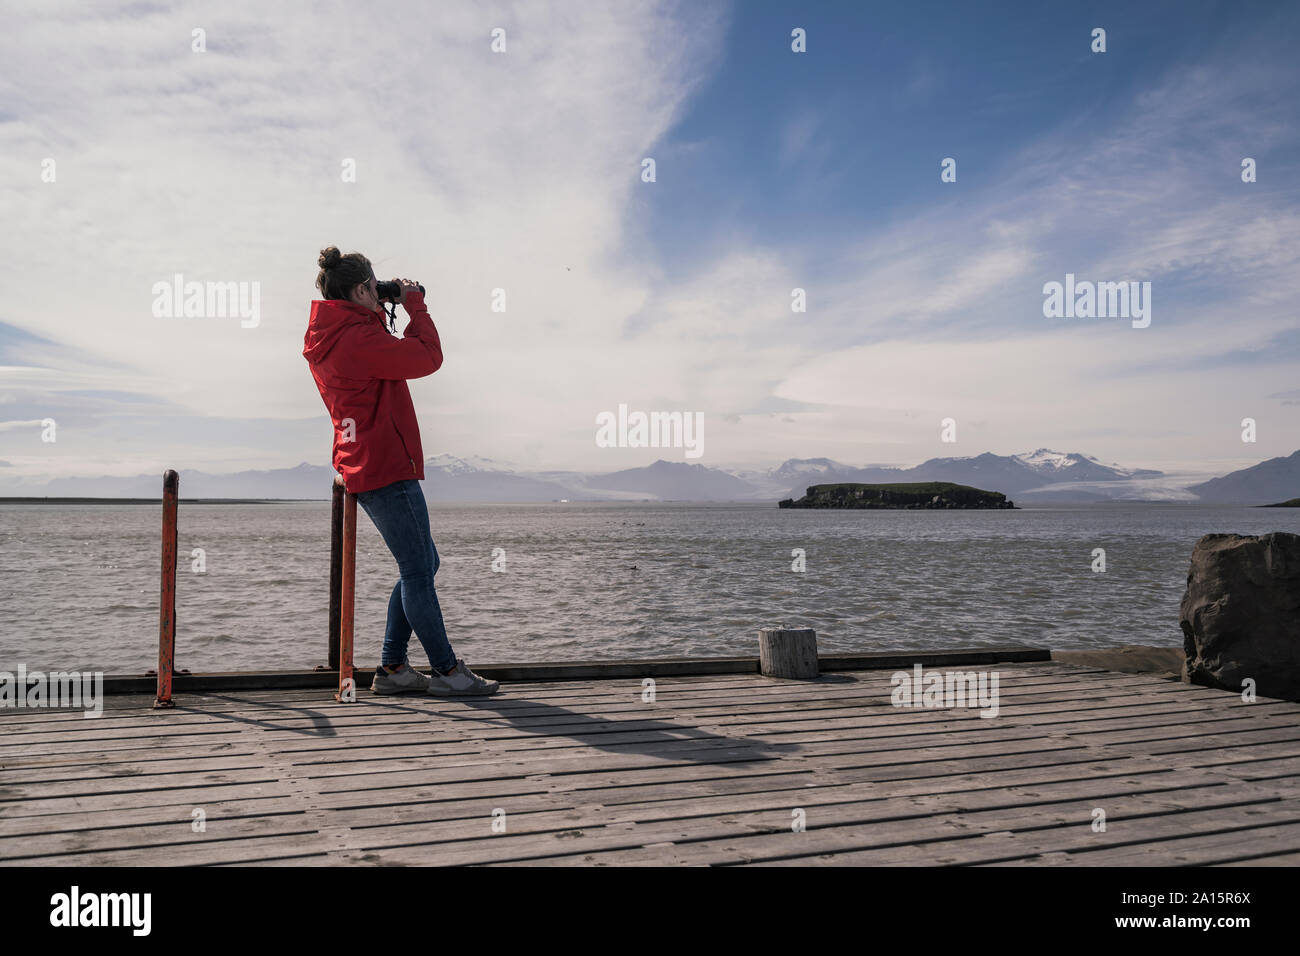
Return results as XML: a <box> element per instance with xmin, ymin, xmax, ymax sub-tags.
<box><xmin>1</xmin><ymin>1</ymin><xmax>1297</xmax><ymax>483</ymax></box>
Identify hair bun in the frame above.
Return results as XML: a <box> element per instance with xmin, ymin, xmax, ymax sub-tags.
<box><xmin>318</xmin><ymin>246</ymin><xmax>342</xmax><ymax>270</ymax></box>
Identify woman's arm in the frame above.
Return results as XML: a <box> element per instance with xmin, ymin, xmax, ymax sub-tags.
<box><xmin>335</xmin><ymin>287</ymin><xmax>444</xmax><ymax>380</ymax></box>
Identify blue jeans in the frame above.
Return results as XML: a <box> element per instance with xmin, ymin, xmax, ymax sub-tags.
<box><xmin>355</xmin><ymin>479</ymin><xmax>457</xmax><ymax>674</ymax></box>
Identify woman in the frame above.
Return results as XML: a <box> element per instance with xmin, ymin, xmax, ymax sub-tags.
<box><xmin>303</xmin><ymin>246</ymin><xmax>499</xmax><ymax>696</ymax></box>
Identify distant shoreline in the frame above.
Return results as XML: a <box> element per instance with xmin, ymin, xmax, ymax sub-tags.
<box><xmin>0</xmin><ymin>497</ymin><xmax>1289</xmax><ymax>507</ymax></box>
<box><xmin>0</xmin><ymin>497</ymin><xmax>328</xmax><ymax>505</ymax></box>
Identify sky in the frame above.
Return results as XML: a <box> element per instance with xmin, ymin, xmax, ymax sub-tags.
<box><xmin>0</xmin><ymin>0</ymin><xmax>1297</xmax><ymax>490</ymax></box>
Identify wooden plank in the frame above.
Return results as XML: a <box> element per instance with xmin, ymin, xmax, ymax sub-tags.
<box><xmin>2</xmin><ymin>660</ymin><xmax>1297</xmax><ymax>867</ymax></box>
<box><xmin>0</xmin><ymin>695</ymin><xmax>1217</xmax><ymax>763</ymax></box>
<box><xmin>0</xmin><ymin>779</ymin><xmax>314</xmax><ymax>819</ymax></box>
<box><xmin>75</xmin><ymin>645</ymin><xmax>1053</xmax><ymax>695</ymax></box>
<box><xmin>8</xmin><ymin>682</ymin><xmax>1260</xmax><ymax>758</ymax></box>
<box><xmin>6</xmin><ymin>687</ymin><xmax>1203</xmax><ymax>757</ymax></box>
<box><xmin>0</xmin><ymin>811</ymin><xmax>319</xmax><ymax>861</ymax></box>
<box><xmin>12</xmin><ymin>777</ymin><xmax>1284</xmax><ymax>867</ymax></box>
<box><xmin>356</xmin><ymin>788</ymin><xmax>1300</xmax><ymax>868</ymax></box>
<box><xmin>1217</xmin><ymin>850</ymin><xmax>1300</xmax><ymax>865</ymax></box>
<box><xmin>0</xmin><ymin>660</ymin><xmax>1194</xmax><ymax>727</ymax></box>
<box><xmin>5</xmin><ymin>753</ymin><xmax>1275</xmax><ymax>840</ymax></box>
<box><xmin>265</xmin><ymin>714</ymin><xmax>1299</xmax><ymax>785</ymax></box>
<box><xmin>9</xmin><ymin>664</ymin><xmax>1222</xmax><ymax>737</ymax></box>
<box><xmin>986</xmin><ymin>819</ymin><xmax>1300</xmax><ymax>866</ymax></box>
<box><xmin>0</xmin><ymin>795</ymin><xmax>308</xmax><ymax>838</ymax></box>
<box><xmin>279</xmin><ymin>770</ymin><xmax>1282</xmax><ymax>839</ymax></box>
<box><xmin>0</xmin><ymin>665</ymin><xmax>1169</xmax><ymax>738</ymax></box>
<box><xmin>2</xmin><ymin>830</ymin><xmax>339</xmax><ymax>866</ymax></box>
<box><xmin>514</xmin><ymin>800</ymin><xmax>1300</xmax><ymax>868</ymax></box>
<box><xmin>4</xmin><ymin>753</ymin><xmax>273</xmax><ymax>783</ymax></box>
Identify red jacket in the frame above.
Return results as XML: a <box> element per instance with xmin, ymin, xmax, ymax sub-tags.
<box><xmin>302</xmin><ymin>291</ymin><xmax>443</xmax><ymax>494</ymax></box>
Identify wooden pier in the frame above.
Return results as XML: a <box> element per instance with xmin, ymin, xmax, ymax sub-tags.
<box><xmin>3</xmin><ymin>652</ymin><xmax>1300</xmax><ymax>866</ymax></box>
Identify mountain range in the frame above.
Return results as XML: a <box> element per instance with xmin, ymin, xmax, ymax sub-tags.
<box><xmin>6</xmin><ymin>448</ymin><xmax>1297</xmax><ymax>505</ymax></box>
<box><xmin>1188</xmin><ymin>449</ymin><xmax>1300</xmax><ymax>505</ymax></box>
<box><xmin>766</xmin><ymin>448</ymin><xmax>1165</xmax><ymax>502</ymax></box>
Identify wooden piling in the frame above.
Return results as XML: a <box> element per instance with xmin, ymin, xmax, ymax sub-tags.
<box><xmin>759</xmin><ymin>625</ymin><xmax>819</xmax><ymax>679</ymax></box>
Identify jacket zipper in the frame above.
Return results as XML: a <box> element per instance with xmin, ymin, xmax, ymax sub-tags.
<box><xmin>392</xmin><ymin>419</ymin><xmax>416</xmax><ymax>475</ymax></box>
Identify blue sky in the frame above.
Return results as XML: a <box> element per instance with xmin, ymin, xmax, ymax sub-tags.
<box><xmin>0</xmin><ymin>0</ymin><xmax>1297</xmax><ymax>489</ymax></box>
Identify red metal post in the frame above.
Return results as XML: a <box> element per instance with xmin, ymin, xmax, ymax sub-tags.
<box><xmin>328</xmin><ymin>475</ymin><xmax>344</xmax><ymax>670</ymax></box>
<box><xmin>336</xmin><ymin>485</ymin><xmax>357</xmax><ymax>702</ymax></box>
<box><xmin>154</xmin><ymin>469</ymin><xmax>179</xmax><ymax>709</ymax></box>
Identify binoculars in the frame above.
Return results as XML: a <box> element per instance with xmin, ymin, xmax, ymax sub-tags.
<box><xmin>376</xmin><ymin>280</ymin><xmax>425</xmax><ymax>300</ymax></box>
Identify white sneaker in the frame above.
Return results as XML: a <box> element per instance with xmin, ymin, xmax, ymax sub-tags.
<box><xmin>428</xmin><ymin>658</ymin><xmax>499</xmax><ymax>696</ymax></box>
<box><xmin>370</xmin><ymin>661</ymin><xmax>433</xmax><ymax>695</ymax></box>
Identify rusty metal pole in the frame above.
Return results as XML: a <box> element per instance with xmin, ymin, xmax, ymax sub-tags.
<box><xmin>335</xmin><ymin>484</ymin><xmax>357</xmax><ymax>702</ymax></box>
<box><xmin>154</xmin><ymin>469</ymin><xmax>178</xmax><ymax>709</ymax></box>
<box><xmin>328</xmin><ymin>475</ymin><xmax>344</xmax><ymax>670</ymax></box>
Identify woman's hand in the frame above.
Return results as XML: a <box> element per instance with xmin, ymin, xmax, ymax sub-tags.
<box><xmin>397</xmin><ymin>278</ymin><xmax>421</xmax><ymax>305</ymax></box>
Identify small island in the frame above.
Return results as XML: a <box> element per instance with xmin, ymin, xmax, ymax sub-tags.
<box><xmin>1261</xmin><ymin>498</ymin><xmax>1300</xmax><ymax>507</ymax></box>
<box><xmin>779</xmin><ymin>481</ymin><xmax>1016</xmax><ymax>510</ymax></box>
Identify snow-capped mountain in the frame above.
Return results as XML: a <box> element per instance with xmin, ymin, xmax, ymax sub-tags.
<box><xmin>424</xmin><ymin>453</ymin><xmax>516</xmax><ymax>476</ymax></box>
<box><xmin>1013</xmin><ymin>448</ymin><xmax>1162</xmax><ymax>481</ymax></box>
<box><xmin>770</xmin><ymin>458</ymin><xmax>857</xmax><ymax>482</ymax></box>
<box><xmin>1017</xmin><ymin>448</ymin><xmax>1081</xmax><ymax>471</ymax></box>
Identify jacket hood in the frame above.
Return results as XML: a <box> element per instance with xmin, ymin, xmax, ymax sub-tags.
<box><xmin>303</xmin><ymin>298</ymin><xmax>382</xmax><ymax>363</ymax></box>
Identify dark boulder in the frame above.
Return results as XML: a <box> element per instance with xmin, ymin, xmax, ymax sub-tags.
<box><xmin>1179</xmin><ymin>532</ymin><xmax>1300</xmax><ymax>700</ymax></box>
